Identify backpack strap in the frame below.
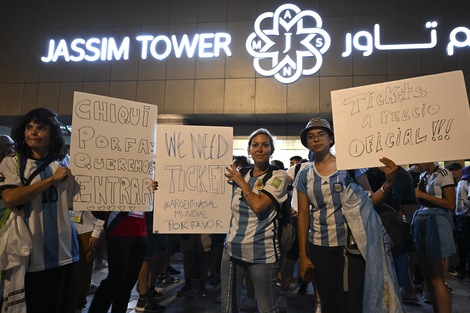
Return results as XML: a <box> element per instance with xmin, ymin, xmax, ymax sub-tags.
<box><xmin>294</xmin><ymin>163</ymin><xmax>302</xmax><ymax>179</ymax></box>
<box><xmin>18</xmin><ymin>153</ymin><xmax>54</xmax><ymax>186</ymax></box>
<box><xmin>0</xmin><ymin>208</ymin><xmax>12</xmax><ymax>230</ymax></box>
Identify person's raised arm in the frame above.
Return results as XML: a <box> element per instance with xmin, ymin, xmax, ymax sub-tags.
<box><xmin>225</xmin><ymin>164</ymin><xmax>273</xmax><ymax>213</ymax></box>
<box><xmin>357</xmin><ymin>157</ymin><xmax>397</xmax><ymax>207</ymax></box>
<box><xmin>2</xmin><ymin>166</ymin><xmax>71</xmax><ymax>208</ymax></box>
<box><xmin>416</xmin><ymin>185</ymin><xmax>456</xmax><ymax>211</ymax></box>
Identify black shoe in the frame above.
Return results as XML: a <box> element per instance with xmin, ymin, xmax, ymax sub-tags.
<box><xmin>200</xmin><ymin>283</ymin><xmax>208</xmax><ymax>298</ymax></box>
<box><xmin>136</xmin><ymin>296</ymin><xmax>165</xmax><ymax>313</ymax></box>
<box><xmin>149</xmin><ymin>288</ymin><xmax>163</xmax><ymax>299</ymax></box>
<box><xmin>167</xmin><ymin>265</ymin><xmax>181</xmax><ymax>275</ymax></box>
<box><xmin>176</xmin><ymin>284</ymin><xmax>192</xmax><ymax>297</ymax></box>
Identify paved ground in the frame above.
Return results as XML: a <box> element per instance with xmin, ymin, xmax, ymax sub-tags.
<box><xmin>81</xmin><ymin>253</ymin><xmax>470</xmax><ymax>313</ymax></box>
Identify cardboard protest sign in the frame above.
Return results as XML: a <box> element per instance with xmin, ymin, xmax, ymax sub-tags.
<box><xmin>154</xmin><ymin>125</ymin><xmax>232</xmax><ymax>234</ymax></box>
<box><xmin>69</xmin><ymin>92</ymin><xmax>158</xmax><ymax>211</ymax></box>
<box><xmin>331</xmin><ymin>70</ymin><xmax>470</xmax><ymax>170</ymax></box>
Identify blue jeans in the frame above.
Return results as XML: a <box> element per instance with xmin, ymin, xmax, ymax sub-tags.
<box><xmin>220</xmin><ymin>251</ymin><xmax>279</xmax><ymax>313</ymax></box>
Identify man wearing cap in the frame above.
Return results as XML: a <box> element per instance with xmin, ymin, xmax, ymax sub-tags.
<box><xmin>446</xmin><ymin>162</ymin><xmax>463</xmax><ymax>185</ymax></box>
<box><xmin>0</xmin><ymin>135</ymin><xmax>14</xmax><ymax>163</ymax></box>
<box><xmin>455</xmin><ymin>166</ymin><xmax>470</xmax><ymax>280</ymax></box>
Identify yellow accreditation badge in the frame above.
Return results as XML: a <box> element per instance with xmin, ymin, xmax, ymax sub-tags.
<box><xmin>70</xmin><ymin>211</ymin><xmax>82</xmax><ymax>223</ymax></box>
<box><xmin>254</xmin><ymin>179</ymin><xmax>264</xmax><ymax>190</ymax></box>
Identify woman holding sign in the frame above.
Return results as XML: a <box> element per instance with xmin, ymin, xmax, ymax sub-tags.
<box><xmin>413</xmin><ymin>162</ymin><xmax>456</xmax><ymax>313</ymax></box>
<box><xmin>0</xmin><ymin>108</ymin><xmax>79</xmax><ymax>313</ymax></box>
<box><xmin>222</xmin><ymin>128</ymin><xmax>288</xmax><ymax>313</ymax></box>
<box><xmin>295</xmin><ymin>117</ymin><xmax>398</xmax><ymax>313</ymax></box>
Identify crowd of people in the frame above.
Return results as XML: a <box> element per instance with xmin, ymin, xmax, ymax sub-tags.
<box><xmin>0</xmin><ymin>109</ymin><xmax>469</xmax><ymax>313</ymax></box>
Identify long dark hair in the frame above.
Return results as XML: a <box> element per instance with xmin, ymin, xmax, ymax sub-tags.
<box><xmin>11</xmin><ymin>108</ymin><xmax>66</xmax><ymax>160</ymax></box>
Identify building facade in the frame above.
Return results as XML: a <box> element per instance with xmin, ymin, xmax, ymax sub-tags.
<box><xmin>0</xmin><ymin>0</ymin><xmax>468</xmax><ymax>138</ymax></box>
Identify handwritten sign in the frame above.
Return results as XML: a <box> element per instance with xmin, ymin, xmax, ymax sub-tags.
<box><xmin>331</xmin><ymin>70</ymin><xmax>470</xmax><ymax>170</ymax></box>
<box><xmin>154</xmin><ymin>125</ymin><xmax>233</xmax><ymax>234</ymax></box>
<box><xmin>69</xmin><ymin>92</ymin><xmax>158</xmax><ymax>211</ymax></box>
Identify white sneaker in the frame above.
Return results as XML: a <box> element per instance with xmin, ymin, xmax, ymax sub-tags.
<box><xmin>278</xmin><ymin>295</ymin><xmax>287</xmax><ymax>312</ymax></box>
<box><xmin>88</xmin><ymin>282</ymin><xmax>99</xmax><ymax>294</ymax></box>
<box><xmin>240</xmin><ymin>297</ymin><xmax>257</xmax><ymax>311</ymax></box>
<box><xmin>400</xmin><ymin>287</ymin><xmax>419</xmax><ymax>303</ymax></box>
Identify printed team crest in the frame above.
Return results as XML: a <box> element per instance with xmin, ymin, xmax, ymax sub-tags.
<box><xmin>246</xmin><ymin>4</ymin><xmax>331</xmax><ymax>84</ymax></box>
<box><xmin>254</xmin><ymin>179</ymin><xmax>265</xmax><ymax>190</ymax></box>
<box><xmin>333</xmin><ymin>182</ymin><xmax>344</xmax><ymax>193</ymax></box>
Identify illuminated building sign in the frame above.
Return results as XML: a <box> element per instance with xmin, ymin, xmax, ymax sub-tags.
<box><xmin>40</xmin><ymin>3</ymin><xmax>470</xmax><ymax>84</ymax></box>
<box><xmin>41</xmin><ymin>33</ymin><xmax>232</xmax><ymax>62</ymax></box>
<box><xmin>245</xmin><ymin>4</ymin><xmax>331</xmax><ymax>84</ymax></box>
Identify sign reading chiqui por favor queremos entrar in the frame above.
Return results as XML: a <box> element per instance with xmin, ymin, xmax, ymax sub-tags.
<box><xmin>69</xmin><ymin>92</ymin><xmax>158</xmax><ymax>211</ymax></box>
<box><xmin>331</xmin><ymin>70</ymin><xmax>470</xmax><ymax>170</ymax></box>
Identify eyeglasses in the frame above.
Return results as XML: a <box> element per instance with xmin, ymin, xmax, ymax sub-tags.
<box><xmin>306</xmin><ymin>131</ymin><xmax>329</xmax><ymax>141</ymax></box>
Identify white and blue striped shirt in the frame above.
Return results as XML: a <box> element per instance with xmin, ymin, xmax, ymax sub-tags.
<box><xmin>296</xmin><ymin>163</ymin><xmax>367</xmax><ymax>247</ymax></box>
<box><xmin>418</xmin><ymin>167</ymin><xmax>455</xmax><ymax>212</ymax></box>
<box><xmin>225</xmin><ymin>168</ymin><xmax>287</xmax><ymax>263</ymax></box>
<box><xmin>0</xmin><ymin>154</ymin><xmax>79</xmax><ymax>272</ymax></box>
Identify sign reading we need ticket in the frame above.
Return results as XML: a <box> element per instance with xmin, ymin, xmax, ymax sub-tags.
<box><xmin>331</xmin><ymin>70</ymin><xmax>470</xmax><ymax>170</ymax></box>
<box><xmin>153</xmin><ymin>125</ymin><xmax>233</xmax><ymax>234</ymax></box>
<box><xmin>69</xmin><ymin>92</ymin><xmax>158</xmax><ymax>212</ymax></box>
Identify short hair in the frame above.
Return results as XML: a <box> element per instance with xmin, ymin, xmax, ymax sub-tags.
<box><xmin>446</xmin><ymin>162</ymin><xmax>463</xmax><ymax>171</ymax></box>
<box><xmin>233</xmin><ymin>155</ymin><xmax>250</xmax><ymax>168</ymax></box>
<box><xmin>11</xmin><ymin>108</ymin><xmax>66</xmax><ymax>160</ymax></box>
<box><xmin>289</xmin><ymin>155</ymin><xmax>302</xmax><ymax>163</ymax></box>
<box><xmin>247</xmin><ymin>128</ymin><xmax>275</xmax><ymax>155</ymax></box>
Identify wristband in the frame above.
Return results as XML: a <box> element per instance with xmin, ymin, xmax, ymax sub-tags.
<box><xmin>380</xmin><ymin>183</ymin><xmax>391</xmax><ymax>194</ymax></box>
<box><xmin>244</xmin><ymin>191</ymin><xmax>252</xmax><ymax>198</ymax></box>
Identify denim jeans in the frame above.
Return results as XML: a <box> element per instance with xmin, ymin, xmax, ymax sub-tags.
<box><xmin>220</xmin><ymin>250</ymin><xmax>279</xmax><ymax>313</ymax></box>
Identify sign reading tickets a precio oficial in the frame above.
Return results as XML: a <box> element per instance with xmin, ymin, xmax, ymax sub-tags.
<box><xmin>331</xmin><ymin>70</ymin><xmax>470</xmax><ymax>170</ymax></box>
<box><xmin>153</xmin><ymin>125</ymin><xmax>232</xmax><ymax>234</ymax></box>
<box><xmin>69</xmin><ymin>92</ymin><xmax>158</xmax><ymax>211</ymax></box>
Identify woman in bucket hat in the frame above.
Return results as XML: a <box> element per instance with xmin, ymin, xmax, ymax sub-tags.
<box><xmin>295</xmin><ymin>117</ymin><xmax>399</xmax><ymax>312</ymax></box>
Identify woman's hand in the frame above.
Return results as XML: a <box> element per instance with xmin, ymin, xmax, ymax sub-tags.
<box><xmin>378</xmin><ymin>157</ymin><xmax>397</xmax><ymax>187</ymax></box>
<box><xmin>225</xmin><ymin>163</ymin><xmax>244</xmax><ymax>186</ymax></box>
<box><xmin>51</xmin><ymin>166</ymin><xmax>71</xmax><ymax>183</ymax></box>
<box><xmin>88</xmin><ymin>235</ymin><xmax>99</xmax><ymax>250</ymax></box>
<box><xmin>299</xmin><ymin>255</ymin><xmax>315</xmax><ymax>281</ymax></box>
<box><xmin>151</xmin><ymin>180</ymin><xmax>159</xmax><ymax>191</ymax></box>
<box><xmin>415</xmin><ymin>186</ymin><xmax>426</xmax><ymax>199</ymax></box>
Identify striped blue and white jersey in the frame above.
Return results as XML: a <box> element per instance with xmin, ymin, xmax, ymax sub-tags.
<box><xmin>456</xmin><ymin>180</ymin><xmax>469</xmax><ymax>216</ymax></box>
<box><xmin>418</xmin><ymin>167</ymin><xmax>455</xmax><ymax>212</ymax></box>
<box><xmin>0</xmin><ymin>154</ymin><xmax>79</xmax><ymax>272</ymax></box>
<box><xmin>295</xmin><ymin>163</ymin><xmax>367</xmax><ymax>247</ymax></box>
<box><xmin>225</xmin><ymin>168</ymin><xmax>288</xmax><ymax>263</ymax></box>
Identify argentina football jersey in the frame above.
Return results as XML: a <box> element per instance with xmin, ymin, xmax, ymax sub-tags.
<box><xmin>226</xmin><ymin>168</ymin><xmax>287</xmax><ymax>263</ymax></box>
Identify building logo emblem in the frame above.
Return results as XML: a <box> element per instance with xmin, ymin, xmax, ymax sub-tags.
<box><xmin>246</xmin><ymin>4</ymin><xmax>331</xmax><ymax>84</ymax></box>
